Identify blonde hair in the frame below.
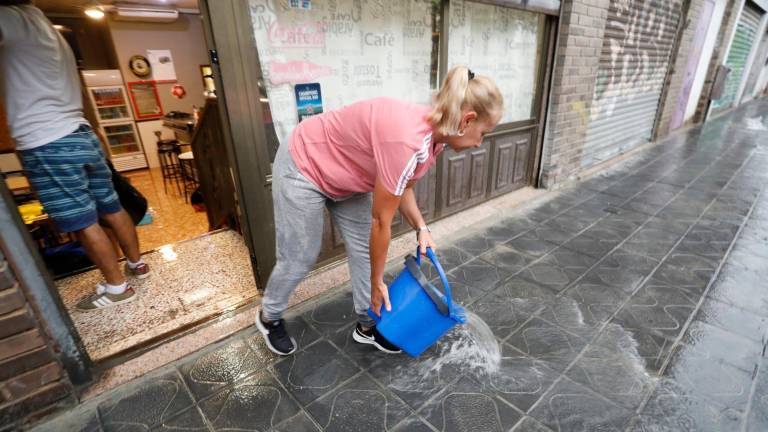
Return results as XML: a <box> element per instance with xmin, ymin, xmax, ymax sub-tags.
<box><xmin>428</xmin><ymin>65</ymin><xmax>503</xmax><ymax>135</ymax></box>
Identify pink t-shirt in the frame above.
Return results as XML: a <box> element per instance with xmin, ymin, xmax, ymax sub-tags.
<box><xmin>289</xmin><ymin>97</ymin><xmax>443</xmax><ymax>199</ymax></box>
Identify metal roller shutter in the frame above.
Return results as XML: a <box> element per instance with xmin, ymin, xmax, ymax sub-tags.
<box><xmin>713</xmin><ymin>2</ymin><xmax>763</xmax><ymax>110</ymax></box>
<box><xmin>580</xmin><ymin>0</ymin><xmax>683</xmax><ymax>169</ymax></box>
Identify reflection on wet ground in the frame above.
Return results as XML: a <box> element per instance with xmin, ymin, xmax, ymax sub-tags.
<box><xmin>34</xmin><ymin>101</ymin><xmax>768</xmax><ymax>431</ymax></box>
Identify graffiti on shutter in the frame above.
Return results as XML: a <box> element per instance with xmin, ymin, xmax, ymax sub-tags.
<box><xmin>580</xmin><ymin>0</ymin><xmax>683</xmax><ymax>169</ymax></box>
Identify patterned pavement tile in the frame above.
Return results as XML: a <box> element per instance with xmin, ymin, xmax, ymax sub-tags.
<box><xmin>306</xmin><ymin>373</ymin><xmax>412</xmax><ymax>432</ymax></box>
<box><xmin>677</xmin><ymin>321</ymin><xmax>762</xmax><ymax>374</ymax></box>
<box><xmin>271</xmin><ymin>340</ymin><xmax>361</xmax><ymax>406</ymax></box>
<box><xmin>365</xmin><ymin>344</ymin><xmax>463</xmax><ymax>411</ymax></box>
<box><xmin>152</xmin><ymin>406</ymin><xmax>208</xmax><ymax>432</ymax></box>
<box><xmin>491</xmin><ymin>276</ymin><xmax>560</xmax><ymax>318</ymax></box>
<box><xmin>661</xmin><ymin>343</ymin><xmax>755</xmax><ymax>413</ymax></box>
<box><xmin>745</xmin><ymin>359</ymin><xmax>768</xmax><ymax>432</ymax></box>
<box><xmin>517</xmin><ymin>250</ymin><xmax>596</xmax><ymax>294</ymax></box>
<box><xmin>478</xmin><ymin>245</ymin><xmax>534</xmax><ymax>276</ymax></box>
<box><xmin>446</xmin><ymin>257</ymin><xmax>512</xmax><ymax>295</ymax></box>
<box><xmin>582</xmin><ymin>248</ymin><xmax>658</xmax><ymax>294</ymax></box>
<box><xmin>453</xmin><ymin>233</ymin><xmax>502</xmax><ymax>256</ymax></box>
<box><xmin>506</xmin><ymin>318</ymin><xmax>589</xmax><ymax>373</ymax></box>
<box><xmin>650</xmin><ymin>251</ymin><xmax>718</xmax><ymax>294</ymax></box>
<box><xmin>555</xmin><ymin>281</ymin><xmax>630</xmax><ymax>331</ymax></box>
<box><xmin>327</xmin><ymin>324</ymin><xmax>389</xmax><ymax>372</ymax></box>
<box><xmin>706</xmin><ymin>261</ymin><xmax>768</xmax><ymax>317</ymax></box>
<box><xmin>391</xmin><ymin>416</ymin><xmax>439</xmax><ymax>432</ymax></box>
<box><xmin>99</xmin><ymin>370</ymin><xmax>194</xmax><ymax>431</ymax></box>
<box><xmin>470</xmin><ymin>291</ymin><xmax>540</xmax><ymax>341</ymax></box>
<box><xmin>499</xmin><ymin>215</ymin><xmax>540</xmax><ymax>234</ymax></box>
<box><xmin>693</xmin><ymin>298</ymin><xmax>768</xmax><ymax>343</ymax></box>
<box><xmin>630</xmin><ymin>379</ymin><xmax>743</xmax><ymax>432</ymax></box>
<box><xmin>528</xmin><ymin>376</ymin><xmax>635</xmax><ymax>432</ymax></box>
<box><xmin>179</xmin><ymin>337</ymin><xmax>271</xmax><ymax>401</ymax></box>
<box><xmin>543</xmin><ymin>213</ymin><xmax>594</xmax><ymax>236</ymax></box>
<box><xmin>474</xmin><ymin>344</ymin><xmax>560</xmax><ymax>413</ymax></box>
<box><xmin>511</xmin><ymin>416</ymin><xmax>555</xmax><ymax>432</ymax></box>
<box><xmin>199</xmin><ymin>369</ymin><xmax>300</xmax><ymax>431</ymax></box>
<box><xmin>272</xmin><ymin>411</ymin><xmax>322</xmax><ymax>432</ymax></box>
<box><xmin>441</xmin><ymin>272</ymin><xmax>488</xmax><ymax>306</ymax></box>
<box><xmin>302</xmin><ymin>290</ymin><xmax>357</xmax><ymax>336</ymax></box>
<box><xmin>599</xmin><ymin>210</ymin><xmax>650</xmax><ymax>237</ymax></box>
<box><xmin>622</xmin><ymin>226</ymin><xmax>684</xmax><ymax>260</ymax></box>
<box><xmin>612</xmin><ymin>279</ymin><xmax>699</xmax><ymax>342</ymax></box>
<box><xmin>674</xmin><ymin>224</ymin><xmax>736</xmax><ymax>259</ymax></box>
<box><xmin>418</xmin><ymin>375</ymin><xmax>523</xmax><ymax>432</ymax></box>
<box><xmin>559</xmin><ymin>232</ymin><xmax>620</xmax><ymax>259</ymax></box>
<box><xmin>505</xmin><ymin>229</ymin><xmax>562</xmax><ymax>259</ymax></box>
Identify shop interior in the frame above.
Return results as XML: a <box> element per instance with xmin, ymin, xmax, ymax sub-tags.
<box><xmin>1</xmin><ymin>0</ymin><xmax>258</xmax><ymax>363</ymax></box>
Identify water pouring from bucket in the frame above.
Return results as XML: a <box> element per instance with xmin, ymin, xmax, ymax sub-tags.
<box><xmin>368</xmin><ymin>247</ymin><xmax>467</xmax><ymax>357</ymax></box>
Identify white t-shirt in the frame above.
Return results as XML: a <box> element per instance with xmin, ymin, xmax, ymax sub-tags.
<box><xmin>0</xmin><ymin>5</ymin><xmax>87</xmax><ymax>151</ymax></box>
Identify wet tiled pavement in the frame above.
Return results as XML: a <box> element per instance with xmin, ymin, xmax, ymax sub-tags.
<box><xmin>34</xmin><ymin>100</ymin><xmax>768</xmax><ymax>431</ymax></box>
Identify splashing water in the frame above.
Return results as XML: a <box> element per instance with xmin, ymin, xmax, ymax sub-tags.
<box><xmin>434</xmin><ymin>312</ymin><xmax>502</xmax><ymax>377</ymax></box>
<box><xmin>386</xmin><ymin>311</ymin><xmax>501</xmax><ymax>392</ymax></box>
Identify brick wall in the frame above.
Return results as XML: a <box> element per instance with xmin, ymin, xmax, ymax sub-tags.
<box><xmin>655</xmin><ymin>0</ymin><xmax>701</xmax><ymax>138</ymax></box>
<box><xmin>540</xmin><ymin>0</ymin><xmax>611</xmax><ymax>187</ymax></box>
<box><xmin>693</xmin><ymin>0</ymin><xmax>741</xmax><ymax>122</ymax></box>
<box><xmin>0</xmin><ymin>248</ymin><xmax>75</xmax><ymax>429</ymax></box>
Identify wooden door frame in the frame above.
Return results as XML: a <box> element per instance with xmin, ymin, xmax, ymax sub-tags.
<box><xmin>201</xmin><ymin>0</ymin><xmax>276</xmax><ymax>287</ymax></box>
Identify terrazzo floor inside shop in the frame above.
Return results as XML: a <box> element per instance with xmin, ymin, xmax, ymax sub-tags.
<box><xmin>36</xmin><ymin>99</ymin><xmax>768</xmax><ymax>431</ymax></box>
<box><xmin>55</xmin><ymin>230</ymin><xmax>258</xmax><ymax>361</ymax></box>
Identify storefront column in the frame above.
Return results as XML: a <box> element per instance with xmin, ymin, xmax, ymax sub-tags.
<box><xmin>539</xmin><ymin>0</ymin><xmax>610</xmax><ymax>187</ymax></box>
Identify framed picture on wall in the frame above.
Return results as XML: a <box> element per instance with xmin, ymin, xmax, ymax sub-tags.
<box><xmin>127</xmin><ymin>81</ymin><xmax>164</xmax><ymax>120</ymax></box>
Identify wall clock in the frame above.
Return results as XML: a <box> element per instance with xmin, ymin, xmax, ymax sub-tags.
<box><xmin>129</xmin><ymin>55</ymin><xmax>151</xmax><ymax>78</ymax></box>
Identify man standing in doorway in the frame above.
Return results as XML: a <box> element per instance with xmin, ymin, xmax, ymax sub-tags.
<box><xmin>0</xmin><ymin>1</ymin><xmax>150</xmax><ymax>311</ymax></box>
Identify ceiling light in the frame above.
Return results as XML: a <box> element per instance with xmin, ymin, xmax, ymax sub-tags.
<box><xmin>84</xmin><ymin>3</ymin><xmax>105</xmax><ymax>20</ymax></box>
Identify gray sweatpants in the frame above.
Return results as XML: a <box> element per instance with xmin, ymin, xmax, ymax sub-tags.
<box><xmin>261</xmin><ymin>142</ymin><xmax>376</xmax><ymax>327</ymax></box>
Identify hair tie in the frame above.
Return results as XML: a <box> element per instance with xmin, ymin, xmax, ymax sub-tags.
<box><xmin>468</xmin><ymin>69</ymin><xmax>475</xmax><ymax>81</ymax></box>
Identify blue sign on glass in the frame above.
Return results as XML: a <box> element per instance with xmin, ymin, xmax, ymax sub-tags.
<box><xmin>294</xmin><ymin>83</ymin><xmax>323</xmax><ymax>122</ymax></box>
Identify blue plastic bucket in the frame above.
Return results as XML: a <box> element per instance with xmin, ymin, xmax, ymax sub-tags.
<box><xmin>368</xmin><ymin>247</ymin><xmax>466</xmax><ymax>357</ymax></box>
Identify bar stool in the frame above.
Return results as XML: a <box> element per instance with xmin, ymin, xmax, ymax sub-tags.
<box><xmin>156</xmin><ymin>139</ymin><xmax>183</xmax><ymax>196</ymax></box>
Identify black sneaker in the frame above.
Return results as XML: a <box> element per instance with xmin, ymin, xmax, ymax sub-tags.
<box><xmin>352</xmin><ymin>323</ymin><xmax>402</xmax><ymax>354</ymax></box>
<box><xmin>255</xmin><ymin>308</ymin><xmax>297</xmax><ymax>355</ymax></box>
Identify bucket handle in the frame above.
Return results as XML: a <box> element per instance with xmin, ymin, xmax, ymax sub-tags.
<box><xmin>406</xmin><ymin>246</ymin><xmax>456</xmax><ymax>317</ymax></box>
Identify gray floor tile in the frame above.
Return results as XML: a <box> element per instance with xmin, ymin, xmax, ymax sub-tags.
<box><xmin>273</xmin><ymin>410</ymin><xmax>322</xmax><ymax>432</ymax></box>
<box><xmin>677</xmin><ymin>321</ymin><xmax>762</xmax><ymax>374</ymax></box>
<box><xmin>418</xmin><ymin>375</ymin><xmax>523</xmax><ymax>432</ymax></box>
<box><xmin>365</xmin><ymin>346</ymin><xmax>462</xmax><ymax>411</ymax></box>
<box><xmin>745</xmin><ymin>359</ymin><xmax>768</xmax><ymax>432</ymax></box>
<box><xmin>199</xmin><ymin>370</ymin><xmax>300</xmax><ymax>431</ymax></box>
<box><xmin>453</xmin><ymin>234</ymin><xmax>501</xmax><ymax>256</ymax></box>
<box><xmin>505</xmin><ymin>230</ymin><xmax>561</xmax><ymax>259</ymax></box>
<box><xmin>179</xmin><ymin>337</ymin><xmax>271</xmax><ymax>401</ymax></box>
<box><xmin>446</xmin><ymin>258</ymin><xmax>511</xmax><ymax>295</ymax></box>
<box><xmin>474</xmin><ymin>344</ymin><xmax>560</xmax><ymax>413</ymax></box>
<box><xmin>441</xmin><ymin>272</ymin><xmax>487</xmax><ymax>306</ymax></box>
<box><xmin>651</xmin><ymin>251</ymin><xmax>718</xmax><ymax>294</ymax></box>
<box><xmin>662</xmin><ymin>343</ymin><xmax>755</xmax><ymax>413</ymax></box>
<box><xmin>478</xmin><ymin>245</ymin><xmax>534</xmax><ymax>276</ymax></box>
<box><xmin>517</xmin><ymin>250</ymin><xmax>595</xmax><ymax>294</ymax></box>
<box><xmin>152</xmin><ymin>406</ymin><xmax>208</xmax><ymax>432</ymax></box>
<box><xmin>491</xmin><ymin>275</ymin><xmax>560</xmax><ymax>318</ymax></box>
<box><xmin>506</xmin><ymin>318</ymin><xmax>588</xmax><ymax>373</ymax></box>
<box><xmin>470</xmin><ymin>291</ymin><xmax>539</xmax><ymax>340</ymax></box>
<box><xmin>706</xmin><ymin>262</ymin><xmax>768</xmax><ymax>317</ymax></box>
<box><xmin>560</xmin><ymin>232</ymin><xmax>620</xmax><ymax>259</ymax></box>
<box><xmin>391</xmin><ymin>416</ymin><xmax>438</xmax><ymax>432</ymax></box>
<box><xmin>556</xmin><ymin>281</ymin><xmax>630</xmax><ymax>329</ymax></box>
<box><xmin>544</xmin><ymin>213</ymin><xmax>594</xmax><ymax>235</ymax></box>
<box><xmin>631</xmin><ymin>378</ymin><xmax>743</xmax><ymax>432</ymax></box>
<box><xmin>302</xmin><ymin>290</ymin><xmax>357</xmax><ymax>336</ymax></box>
<box><xmin>622</xmin><ymin>226</ymin><xmax>684</xmax><ymax>260</ymax></box>
<box><xmin>675</xmin><ymin>224</ymin><xmax>736</xmax><ymax>259</ymax></box>
<box><xmin>511</xmin><ymin>417</ymin><xmax>555</xmax><ymax>432</ymax></box>
<box><xmin>612</xmin><ymin>279</ymin><xmax>699</xmax><ymax>342</ymax></box>
<box><xmin>271</xmin><ymin>340</ymin><xmax>360</xmax><ymax>406</ymax></box>
<box><xmin>99</xmin><ymin>371</ymin><xmax>194</xmax><ymax>432</ymax></box>
<box><xmin>528</xmin><ymin>376</ymin><xmax>634</xmax><ymax>432</ymax></box>
<box><xmin>694</xmin><ymin>298</ymin><xmax>768</xmax><ymax>343</ymax></box>
<box><xmin>306</xmin><ymin>373</ymin><xmax>412</xmax><ymax>432</ymax></box>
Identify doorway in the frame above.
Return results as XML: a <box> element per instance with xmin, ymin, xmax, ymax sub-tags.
<box><xmin>3</xmin><ymin>0</ymin><xmax>258</xmax><ymax>364</ymax></box>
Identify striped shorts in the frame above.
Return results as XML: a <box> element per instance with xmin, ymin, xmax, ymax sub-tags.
<box><xmin>19</xmin><ymin>124</ymin><xmax>122</xmax><ymax>233</ymax></box>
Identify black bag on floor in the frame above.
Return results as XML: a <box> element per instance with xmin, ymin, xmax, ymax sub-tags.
<box><xmin>107</xmin><ymin>161</ymin><xmax>148</xmax><ymax>225</ymax></box>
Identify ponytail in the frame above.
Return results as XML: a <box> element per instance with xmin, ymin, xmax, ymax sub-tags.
<box><xmin>428</xmin><ymin>65</ymin><xmax>503</xmax><ymax>135</ymax></box>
